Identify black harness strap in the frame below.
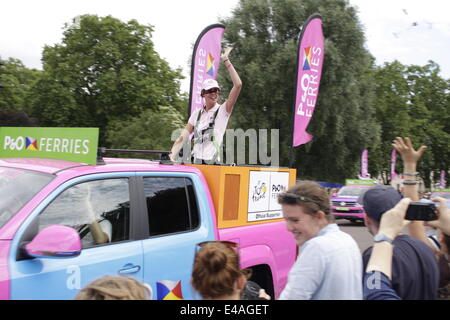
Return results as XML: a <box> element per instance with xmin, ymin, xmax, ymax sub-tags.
<box><xmin>192</xmin><ymin>105</ymin><xmax>222</xmax><ymax>163</ymax></box>
<box><xmin>193</xmin><ymin>105</ymin><xmax>220</xmax><ymax>143</ymax></box>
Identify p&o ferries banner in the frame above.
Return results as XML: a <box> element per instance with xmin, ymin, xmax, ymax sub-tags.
<box><xmin>292</xmin><ymin>14</ymin><xmax>324</xmax><ymax>147</ymax></box>
<box><xmin>0</xmin><ymin>127</ymin><xmax>99</xmax><ymax>165</ymax></box>
<box><xmin>188</xmin><ymin>24</ymin><xmax>225</xmax><ymax>117</ymax></box>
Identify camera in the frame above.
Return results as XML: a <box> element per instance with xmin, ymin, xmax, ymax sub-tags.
<box><xmin>241</xmin><ymin>281</ymin><xmax>264</xmax><ymax>300</ymax></box>
<box><xmin>405</xmin><ymin>200</ymin><xmax>438</xmax><ymax>221</ymax></box>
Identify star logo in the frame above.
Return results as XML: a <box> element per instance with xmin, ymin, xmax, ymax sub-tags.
<box><xmin>25</xmin><ymin>137</ymin><xmax>38</xmax><ymax>151</ymax></box>
<box><xmin>302</xmin><ymin>47</ymin><xmax>312</xmax><ymax>71</ymax></box>
<box><xmin>206</xmin><ymin>53</ymin><xmax>215</xmax><ymax>76</ymax></box>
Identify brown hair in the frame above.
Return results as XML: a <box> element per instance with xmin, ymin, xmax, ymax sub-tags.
<box><xmin>278</xmin><ymin>181</ymin><xmax>334</xmax><ymax>223</ymax></box>
<box><xmin>191</xmin><ymin>242</ymin><xmax>250</xmax><ymax>299</ymax></box>
<box><xmin>74</xmin><ymin>276</ymin><xmax>150</xmax><ymax>300</ymax></box>
<box><xmin>441</xmin><ymin>233</ymin><xmax>450</xmax><ymax>254</ymax></box>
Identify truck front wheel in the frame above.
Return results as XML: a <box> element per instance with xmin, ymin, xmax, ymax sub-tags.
<box><xmin>248</xmin><ymin>264</ymin><xmax>274</xmax><ymax>299</ymax></box>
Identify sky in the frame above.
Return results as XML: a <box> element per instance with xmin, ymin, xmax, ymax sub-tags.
<box><xmin>1</xmin><ymin>0</ymin><xmax>449</xmax><ymax>94</ymax></box>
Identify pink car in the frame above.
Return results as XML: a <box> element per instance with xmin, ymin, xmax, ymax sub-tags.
<box><xmin>330</xmin><ymin>185</ymin><xmax>372</xmax><ymax>223</ymax></box>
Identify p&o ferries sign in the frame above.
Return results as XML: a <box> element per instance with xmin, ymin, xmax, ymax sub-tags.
<box><xmin>0</xmin><ymin>127</ymin><xmax>99</xmax><ymax>165</ymax></box>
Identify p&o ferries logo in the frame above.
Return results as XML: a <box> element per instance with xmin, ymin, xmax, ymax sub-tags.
<box><xmin>0</xmin><ymin>127</ymin><xmax>99</xmax><ymax>165</ymax></box>
<box><xmin>3</xmin><ymin>135</ymin><xmax>37</xmax><ymax>151</ymax></box>
<box><xmin>3</xmin><ymin>135</ymin><xmax>90</xmax><ymax>154</ymax></box>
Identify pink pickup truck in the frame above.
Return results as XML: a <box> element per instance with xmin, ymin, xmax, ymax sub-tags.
<box><xmin>0</xmin><ymin>156</ymin><xmax>297</xmax><ymax>300</ymax></box>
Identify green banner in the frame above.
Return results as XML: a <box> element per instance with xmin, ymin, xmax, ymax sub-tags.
<box><xmin>345</xmin><ymin>179</ymin><xmax>376</xmax><ymax>186</ymax></box>
<box><xmin>435</xmin><ymin>188</ymin><xmax>450</xmax><ymax>192</ymax></box>
<box><xmin>0</xmin><ymin>127</ymin><xmax>99</xmax><ymax>165</ymax></box>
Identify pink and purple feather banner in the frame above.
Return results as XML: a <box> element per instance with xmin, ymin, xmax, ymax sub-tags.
<box><xmin>188</xmin><ymin>24</ymin><xmax>225</xmax><ymax>117</ymax></box>
<box><xmin>292</xmin><ymin>14</ymin><xmax>325</xmax><ymax>147</ymax></box>
<box><xmin>440</xmin><ymin>170</ymin><xmax>446</xmax><ymax>188</ymax></box>
<box><xmin>391</xmin><ymin>149</ymin><xmax>398</xmax><ymax>181</ymax></box>
<box><xmin>359</xmin><ymin>149</ymin><xmax>369</xmax><ymax>179</ymax></box>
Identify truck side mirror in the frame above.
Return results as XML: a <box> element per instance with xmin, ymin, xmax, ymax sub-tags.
<box><xmin>25</xmin><ymin>225</ymin><xmax>81</xmax><ymax>259</ymax></box>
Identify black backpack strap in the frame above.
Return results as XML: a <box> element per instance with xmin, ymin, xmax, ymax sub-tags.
<box><xmin>195</xmin><ymin>108</ymin><xmax>203</xmax><ymax>127</ymax></box>
<box><xmin>210</xmin><ymin>106</ymin><xmax>220</xmax><ymax>127</ymax></box>
<box><xmin>192</xmin><ymin>108</ymin><xmax>203</xmax><ymax>142</ymax></box>
<box><xmin>192</xmin><ymin>105</ymin><xmax>222</xmax><ymax>145</ymax></box>
<box><xmin>194</xmin><ymin>105</ymin><xmax>220</xmax><ymax>133</ymax></box>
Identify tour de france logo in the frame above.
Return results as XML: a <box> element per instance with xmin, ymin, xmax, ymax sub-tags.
<box><xmin>252</xmin><ymin>181</ymin><xmax>267</xmax><ymax>203</ymax></box>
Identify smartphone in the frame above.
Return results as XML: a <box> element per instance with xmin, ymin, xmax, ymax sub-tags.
<box><xmin>405</xmin><ymin>201</ymin><xmax>438</xmax><ymax>221</ymax></box>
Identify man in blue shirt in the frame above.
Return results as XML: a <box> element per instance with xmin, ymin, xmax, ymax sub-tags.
<box><xmin>360</xmin><ymin>185</ymin><xmax>439</xmax><ymax>299</ymax></box>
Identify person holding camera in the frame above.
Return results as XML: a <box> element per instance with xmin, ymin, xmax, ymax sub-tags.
<box><xmin>359</xmin><ymin>183</ymin><xmax>439</xmax><ymax>299</ymax></box>
<box><xmin>392</xmin><ymin>136</ymin><xmax>450</xmax><ymax>299</ymax></box>
<box><xmin>364</xmin><ymin>196</ymin><xmax>450</xmax><ymax>300</ymax></box>
<box><xmin>170</xmin><ymin>47</ymin><xmax>242</xmax><ymax>164</ymax></box>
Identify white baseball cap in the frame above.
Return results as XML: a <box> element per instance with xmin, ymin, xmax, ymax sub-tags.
<box><xmin>201</xmin><ymin>78</ymin><xmax>220</xmax><ymax>91</ymax></box>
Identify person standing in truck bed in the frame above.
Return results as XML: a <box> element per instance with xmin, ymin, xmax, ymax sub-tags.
<box><xmin>170</xmin><ymin>47</ymin><xmax>242</xmax><ymax>164</ymax></box>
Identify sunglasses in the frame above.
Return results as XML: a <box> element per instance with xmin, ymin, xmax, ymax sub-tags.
<box><xmin>196</xmin><ymin>240</ymin><xmax>238</xmax><ymax>252</ymax></box>
<box><xmin>278</xmin><ymin>192</ymin><xmax>330</xmax><ymax>212</ymax></box>
<box><xmin>204</xmin><ymin>88</ymin><xmax>220</xmax><ymax>94</ymax></box>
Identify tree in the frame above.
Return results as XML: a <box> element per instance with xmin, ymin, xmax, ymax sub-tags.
<box><xmin>106</xmin><ymin>106</ymin><xmax>185</xmax><ymax>156</ymax></box>
<box><xmin>372</xmin><ymin>61</ymin><xmax>450</xmax><ymax>187</ymax></box>
<box><xmin>27</xmin><ymin>15</ymin><xmax>186</xmax><ymax>146</ymax></box>
<box><xmin>0</xmin><ymin>109</ymin><xmax>38</xmax><ymax>126</ymax></box>
<box><xmin>369</xmin><ymin>61</ymin><xmax>413</xmax><ymax>180</ymax></box>
<box><xmin>0</xmin><ymin>57</ymin><xmax>41</xmax><ymax>112</ymax></box>
<box><xmin>220</xmin><ymin>0</ymin><xmax>379</xmax><ymax>182</ymax></box>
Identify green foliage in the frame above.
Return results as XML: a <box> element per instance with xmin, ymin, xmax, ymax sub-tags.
<box><xmin>27</xmin><ymin>15</ymin><xmax>186</xmax><ymax>146</ymax></box>
<box><xmin>0</xmin><ymin>58</ymin><xmax>41</xmax><ymax>112</ymax></box>
<box><xmin>372</xmin><ymin>60</ymin><xmax>450</xmax><ymax>187</ymax></box>
<box><xmin>106</xmin><ymin>106</ymin><xmax>185</xmax><ymax>157</ymax></box>
<box><xmin>220</xmin><ymin>0</ymin><xmax>379</xmax><ymax>182</ymax></box>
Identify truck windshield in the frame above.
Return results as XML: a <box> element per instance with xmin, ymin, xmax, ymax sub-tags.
<box><xmin>0</xmin><ymin>167</ymin><xmax>54</xmax><ymax>229</ymax></box>
<box><xmin>338</xmin><ymin>186</ymin><xmax>369</xmax><ymax>197</ymax></box>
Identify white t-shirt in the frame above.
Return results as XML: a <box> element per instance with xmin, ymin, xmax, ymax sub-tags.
<box><xmin>279</xmin><ymin>223</ymin><xmax>363</xmax><ymax>300</ymax></box>
<box><xmin>188</xmin><ymin>102</ymin><xmax>231</xmax><ymax>161</ymax></box>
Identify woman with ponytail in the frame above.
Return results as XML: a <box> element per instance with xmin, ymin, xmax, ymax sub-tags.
<box><xmin>191</xmin><ymin>241</ymin><xmax>269</xmax><ymax>300</ymax></box>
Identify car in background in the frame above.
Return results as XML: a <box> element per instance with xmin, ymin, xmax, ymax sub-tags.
<box><xmin>330</xmin><ymin>185</ymin><xmax>372</xmax><ymax>223</ymax></box>
<box><xmin>430</xmin><ymin>190</ymin><xmax>450</xmax><ymax>208</ymax></box>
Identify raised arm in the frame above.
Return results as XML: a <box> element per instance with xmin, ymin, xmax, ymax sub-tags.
<box><xmin>221</xmin><ymin>47</ymin><xmax>242</xmax><ymax>114</ymax></box>
<box><xmin>392</xmin><ymin>137</ymin><xmax>435</xmax><ymax>251</ymax></box>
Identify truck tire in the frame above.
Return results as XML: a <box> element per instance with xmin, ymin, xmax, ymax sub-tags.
<box><xmin>249</xmin><ymin>264</ymin><xmax>274</xmax><ymax>299</ymax></box>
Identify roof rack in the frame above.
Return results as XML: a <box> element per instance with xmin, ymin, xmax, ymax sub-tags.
<box><xmin>97</xmin><ymin>148</ymin><xmax>172</xmax><ymax>165</ymax></box>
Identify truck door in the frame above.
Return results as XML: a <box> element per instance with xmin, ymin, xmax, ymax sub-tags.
<box><xmin>9</xmin><ymin>174</ymin><xmax>144</xmax><ymax>299</ymax></box>
<box><xmin>138</xmin><ymin>173</ymin><xmax>215</xmax><ymax>300</ymax></box>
